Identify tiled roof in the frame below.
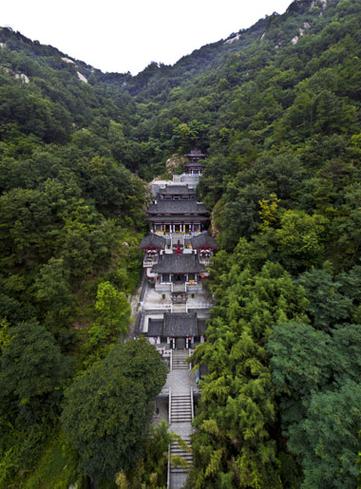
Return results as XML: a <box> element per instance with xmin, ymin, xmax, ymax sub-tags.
<box><xmin>164</xmin><ymin>313</ymin><xmax>197</xmax><ymax>337</ymax></box>
<box><xmin>146</xmin><ymin>313</ymin><xmax>205</xmax><ymax>337</ymax></box>
<box><xmin>140</xmin><ymin>233</ymin><xmax>167</xmax><ymax>249</ymax></box>
<box><xmin>159</xmin><ymin>185</ymin><xmax>195</xmax><ymax>195</ymax></box>
<box><xmin>153</xmin><ymin>253</ymin><xmax>205</xmax><ymax>274</ymax></box>
<box><xmin>147</xmin><ymin>318</ymin><xmax>164</xmax><ymax>336</ymax></box>
<box><xmin>148</xmin><ymin>200</ymin><xmax>208</xmax><ymax>215</ymax></box>
<box><xmin>185</xmin><ymin>149</ymin><xmax>206</xmax><ymax>158</ymax></box>
<box><xmin>188</xmin><ymin>232</ymin><xmax>218</xmax><ymax>250</ymax></box>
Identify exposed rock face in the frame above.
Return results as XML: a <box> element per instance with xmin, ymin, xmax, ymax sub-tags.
<box><xmin>61</xmin><ymin>57</ymin><xmax>75</xmax><ymax>64</ymax></box>
<box><xmin>14</xmin><ymin>73</ymin><xmax>30</xmax><ymax>83</ymax></box>
<box><xmin>224</xmin><ymin>33</ymin><xmax>241</xmax><ymax>45</ymax></box>
<box><xmin>77</xmin><ymin>71</ymin><xmax>88</xmax><ymax>83</ymax></box>
<box><xmin>165</xmin><ymin>154</ymin><xmax>187</xmax><ymax>174</ymax></box>
<box><xmin>291</xmin><ymin>21</ymin><xmax>312</xmax><ymax>45</ymax></box>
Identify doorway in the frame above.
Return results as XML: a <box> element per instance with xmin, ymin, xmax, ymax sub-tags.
<box><xmin>176</xmin><ymin>337</ymin><xmax>186</xmax><ymax>350</ymax></box>
<box><xmin>173</xmin><ymin>274</ymin><xmax>185</xmax><ymax>283</ymax></box>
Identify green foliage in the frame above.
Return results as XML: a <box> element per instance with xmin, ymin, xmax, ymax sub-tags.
<box><xmin>268</xmin><ymin>322</ymin><xmax>361</xmax><ymax>488</ymax></box>
<box><xmin>94</xmin><ymin>281</ymin><xmax>130</xmax><ymax>334</ymax></box>
<box><xmin>0</xmin><ymin>321</ymin><xmax>71</xmax><ymax>423</ymax></box>
<box><xmin>275</xmin><ymin>210</ymin><xmax>328</xmax><ymax>272</ymax></box>
<box><xmin>23</xmin><ymin>431</ymin><xmax>79</xmax><ymax>489</ymax></box>
<box><xmin>189</xmin><ymin>260</ymin><xmax>308</xmax><ymax>488</ymax></box>
<box><xmin>125</xmin><ymin>421</ymin><xmax>171</xmax><ymax>489</ymax></box>
<box><xmin>62</xmin><ymin>340</ymin><xmax>167</xmax><ymax>483</ymax></box>
<box><xmin>3</xmin><ymin>0</ymin><xmax>361</xmax><ymax>486</ymax></box>
<box><xmin>289</xmin><ymin>381</ymin><xmax>361</xmax><ymax>489</ymax></box>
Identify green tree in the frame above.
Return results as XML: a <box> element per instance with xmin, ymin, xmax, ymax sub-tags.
<box><xmin>0</xmin><ymin>321</ymin><xmax>71</xmax><ymax>422</ymax></box>
<box><xmin>84</xmin><ymin>280</ymin><xmax>131</xmax><ymax>358</ymax></box>
<box><xmin>275</xmin><ymin>210</ymin><xmax>328</xmax><ymax>272</ymax></box>
<box><xmin>62</xmin><ymin>339</ymin><xmax>167</xmax><ymax>483</ymax></box>
<box><xmin>33</xmin><ymin>257</ymin><xmax>74</xmax><ymax>330</ymax></box>
<box><xmin>299</xmin><ymin>266</ymin><xmax>352</xmax><ymax>330</ymax></box>
<box><xmin>288</xmin><ymin>382</ymin><xmax>361</xmax><ymax>489</ymax></box>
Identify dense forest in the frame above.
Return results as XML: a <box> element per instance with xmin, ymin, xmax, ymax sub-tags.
<box><xmin>1</xmin><ymin>0</ymin><xmax>361</xmax><ymax>487</ymax></box>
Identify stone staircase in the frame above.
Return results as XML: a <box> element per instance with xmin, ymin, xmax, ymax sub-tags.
<box><xmin>171</xmin><ymin>393</ymin><xmax>192</xmax><ymax>422</ymax></box>
<box><xmin>172</xmin><ymin>351</ymin><xmax>189</xmax><ymax>370</ymax></box>
<box><xmin>170</xmin><ymin>435</ymin><xmax>193</xmax><ymax>478</ymax></box>
<box><xmin>168</xmin><ymin>350</ymin><xmax>194</xmax><ymax>488</ymax></box>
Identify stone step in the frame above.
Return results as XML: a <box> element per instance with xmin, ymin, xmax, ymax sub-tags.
<box><xmin>170</xmin><ymin>455</ymin><xmax>193</xmax><ymax>462</ymax></box>
<box><xmin>171</xmin><ymin>448</ymin><xmax>192</xmax><ymax>457</ymax></box>
<box><xmin>171</xmin><ymin>448</ymin><xmax>192</xmax><ymax>455</ymax></box>
<box><xmin>170</xmin><ymin>467</ymin><xmax>192</xmax><ymax>474</ymax></box>
<box><xmin>171</xmin><ymin>458</ymin><xmax>193</xmax><ymax>465</ymax></box>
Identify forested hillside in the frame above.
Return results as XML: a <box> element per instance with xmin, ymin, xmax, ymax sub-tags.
<box><xmin>1</xmin><ymin>0</ymin><xmax>361</xmax><ymax>487</ymax></box>
<box><xmin>0</xmin><ymin>22</ymin><xmax>168</xmax><ymax>489</ymax></box>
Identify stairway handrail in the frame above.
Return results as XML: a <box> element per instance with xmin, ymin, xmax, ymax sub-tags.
<box><xmin>191</xmin><ymin>387</ymin><xmax>194</xmax><ymax>421</ymax></box>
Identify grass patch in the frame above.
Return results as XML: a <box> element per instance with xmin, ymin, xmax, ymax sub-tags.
<box><xmin>24</xmin><ymin>431</ymin><xmax>79</xmax><ymax>489</ymax></box>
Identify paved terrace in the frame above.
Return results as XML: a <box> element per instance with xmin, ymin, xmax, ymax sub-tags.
<box><xmin>141</xmin><ymin>281</ymin><xmax>212</xmax><ymax>313</ymax></box>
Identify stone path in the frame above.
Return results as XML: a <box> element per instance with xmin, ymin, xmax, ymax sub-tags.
<box><xmin>168</xmin><ymin>351</ymin><xmax>195</xmax><ymax>489</ymax></box>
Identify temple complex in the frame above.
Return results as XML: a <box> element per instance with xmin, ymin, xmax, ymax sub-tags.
<box><xmin>184</xmin><ymin>149</ymin><xmax>205</xmax><ymax>175</ymax></box>
<box><xmin>135</xmin><ymin>150</ymin><xmax>215</xmax><ymax>489</ymax></box>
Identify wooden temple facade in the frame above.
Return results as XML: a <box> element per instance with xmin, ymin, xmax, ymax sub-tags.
<box><xmin>148</xmin><ymin>183</ymin><xmax>209</xmax><ymax>234</ymax></box>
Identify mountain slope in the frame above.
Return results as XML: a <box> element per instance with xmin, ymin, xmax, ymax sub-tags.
<box><xmin>1</xmin><ymin>0</ymin><xmax>361</xmax><ymax>487</ymax></box>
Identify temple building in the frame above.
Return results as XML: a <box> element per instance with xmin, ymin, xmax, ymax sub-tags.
<box><xmin>148</xmin><ymin>199</ymin><xmax>209</xmax><ymax>234</ymax></box>
<box><xmin>153</xmin><ymin>253</ymin><xmax>205</xmax><ymax>292</ymax></box>
<box><xmin>184</xmin><ymin>149</ymin><xmax>205</xmax><ymax>175</ymax></box>
<box><xmin>139</xmin><ymin>150</ymin><xmax>214</xmax><ymax>356</ymax></box>
<box><xmin>158</xmin><ymin>184</ymin><xmax>196</xmax><ymax>201</ymax></box>
<box><xmin>140</xmin><ymin>233</ymin><xmax>169</xmax><ymax>278</ymax></box>
<box><xmin>146</xmin><ymin>312</ymin><xmax>206</xmax><ymax>350</ymax></box>
<box><xmin>186</xmin><ymin>232</ymin><xmax>218</xmax><ymax>265</ymax></box>
<box><xmin>186</xmin><ymin>231</ymin><xmax>218</xmax><ymax>251</ymax></box>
